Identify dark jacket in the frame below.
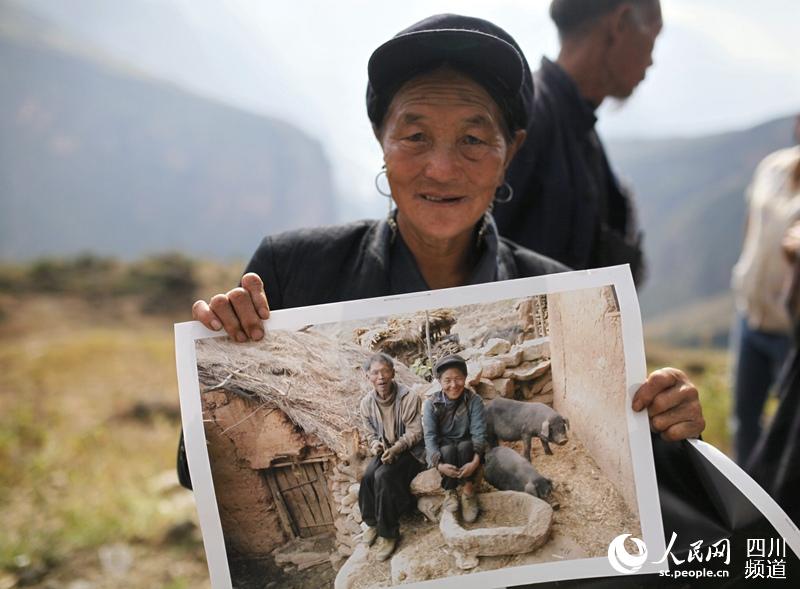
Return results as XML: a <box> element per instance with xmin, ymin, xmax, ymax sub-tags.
<box><xmin>359</xmin><ymin>383</ymin><xmax>426</xmax><ymax>464</ymax></box>
<box><xmin>241</xmin><ymin>217</ymin><xmax>568</xmax><ymax>310</ymax></box>
<box><xmin>496</xmin><ymin>57</ymin><xmax>646</xmax><ymax>285</ymax></box>
<box><xmin>422</xmin><ymin>389</ymin><xmax>487</xmax><ymax>468</ymax></box>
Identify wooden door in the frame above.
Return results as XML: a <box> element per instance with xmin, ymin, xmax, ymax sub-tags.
<box><xmin>265</xmin><ymin>459</ymin><xmax>336</xmax><ymax>538</ymax></box>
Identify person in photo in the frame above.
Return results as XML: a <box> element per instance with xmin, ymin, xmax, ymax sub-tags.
<box><xmin>422</xmin><ymin>355</ymin><xmax>487</xmax><ymax>523</ymax></box>
<box><xmin>357</xmin><ymin>352</ymin><xmax>425</xmax><ymax>560</ymax></box>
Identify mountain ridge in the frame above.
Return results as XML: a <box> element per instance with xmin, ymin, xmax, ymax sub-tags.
<box><xmin>0</xmin><ymin>1</ymin><xmax>337</xmax><ymax>261</ymax></box>
<box><xmin>607</xmin><ymin>114</ymin><xmax>796</xmax><ymax>324</ymax></box>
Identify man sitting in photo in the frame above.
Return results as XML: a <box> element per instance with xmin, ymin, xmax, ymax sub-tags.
<box><xmin>358</xmin><ymin>353</ymin><xmax>426</xmax><ymax>560</ymax></box>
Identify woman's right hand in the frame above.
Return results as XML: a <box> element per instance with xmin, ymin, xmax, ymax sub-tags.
<box><xmin>191</xmin><ymin>272</ymin><xmax>270</xmax><ymax>342</ymax></box>
<box><xmin>437</xmin><ymin>463</ymin><xmax>460</xmax><ymax>479</ymax></box>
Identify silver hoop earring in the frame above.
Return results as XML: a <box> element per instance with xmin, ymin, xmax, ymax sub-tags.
<box><xmin>494</xmin><ymin>181</ymin><xmax>514</xmax><ymax>204</ymax></box>
<box><xmin>375</xmin><ymin>166</ymin><xmax>392</xmax><ymax>197</ymax></box>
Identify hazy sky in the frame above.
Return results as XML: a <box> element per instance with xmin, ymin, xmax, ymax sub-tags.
<box><xmin>208</xmin><ymin>0</ymin><xmax>800</xmax><ymax>216</ymax></box>
<box><xmin>22</xmin><ymin>0</ymin><xmax>800</xmax><ymax>217</ymax></box>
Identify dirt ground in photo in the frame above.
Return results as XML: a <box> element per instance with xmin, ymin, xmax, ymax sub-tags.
<box><xmin>252</xmin><ymin>432</ymin><xmax>640</xmax><ymax>589</ymax></box>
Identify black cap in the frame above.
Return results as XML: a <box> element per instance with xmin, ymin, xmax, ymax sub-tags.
<box><xmin>366</xmin><ymin>14</ymin><xmax>531</xmax><ymax>133</ymax></box>
<box><xmin>434</xmin><ymin>354</ymin><xmax>469</xmax><ymax>378</ymax></box>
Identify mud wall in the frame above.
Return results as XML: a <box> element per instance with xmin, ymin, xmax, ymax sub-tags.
<box><xmin>547</xmin><ymin>287</ymin><xmax>638</xmax><ymax>514</ymax></box>
<box><xmin>203</xmin><ymin>390</ymin><xmax>333</xmax><ymax>556</ymax></box>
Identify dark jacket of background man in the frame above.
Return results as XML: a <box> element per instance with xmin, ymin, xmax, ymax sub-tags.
<box><xmin>496</xmin><ymin>0</ymin><xmax>663</xmax><ymax>286</ymax></box>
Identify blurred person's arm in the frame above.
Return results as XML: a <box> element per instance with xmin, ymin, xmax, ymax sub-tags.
<box><xmin>781</xmin><ymin>220</ymin><xmax>800</xmax><ymax>264</ymax></box>
<box><xmin>782</xmin><ymin>220</ymin><xmax>800</xmax><ymax>325</ymax></box>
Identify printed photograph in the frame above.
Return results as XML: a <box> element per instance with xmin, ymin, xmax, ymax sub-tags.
<box><xmin>185</xmin><ymin>279</ymin><xmax>654</xmax><ymax>588</ymax></box>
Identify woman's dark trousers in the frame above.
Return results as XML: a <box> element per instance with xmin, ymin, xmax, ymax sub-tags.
<box><xmin>439</xmin><ymin>439</ymin><xmax>475</xmax><ymax>490</ymax></box>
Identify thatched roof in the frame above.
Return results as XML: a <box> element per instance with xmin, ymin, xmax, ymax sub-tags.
<box><xmin>195</xmin><ymin>329</ymin><xmax>425</xmax><ymax>456</ymax></box>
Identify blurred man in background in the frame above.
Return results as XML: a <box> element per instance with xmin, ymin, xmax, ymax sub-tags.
<box><xmin>496</xmin><ymin>0</ymin><xmax>662</xmax><ymax>286</ymax></box>
<box><xmin>731</xmin><ymin>114</ymin><xmax>800</xmax><ymax>465</ymax></box>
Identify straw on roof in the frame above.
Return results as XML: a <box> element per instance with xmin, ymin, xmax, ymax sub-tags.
<box><xmin>196</xmin><ymin>329</ymin><xmax>424</xmax><ymax>456</ymax></box>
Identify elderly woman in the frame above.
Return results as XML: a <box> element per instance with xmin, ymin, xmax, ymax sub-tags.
<box><xmin>189</xmin><ymin>13</ymin><xmax>702</xmax><ymax>445</ymax></box>
<box><xmin>422</xmin><ymin>355</ymin><xmax>486</xmax><ymax>523</ymax></box>
<box><xmin>182</xmin><ymin>13</ymin><xmax>706</xmax><ymax>574</ymax></box>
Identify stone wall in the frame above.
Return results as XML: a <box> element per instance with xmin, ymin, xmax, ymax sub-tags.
<box><xmin>439</xmin><ymin>337</ymin><xmax>553</xmax><ymax>406</ymax></box>
<box><xmin>547</xmin><ymin>287</ymin><xmax>638</xmax><ymax>514</ymax></box>
<box><xmin>329</xmin><ymin>459</ymin><xmax>365</xmax><ymax>560</ymax></box>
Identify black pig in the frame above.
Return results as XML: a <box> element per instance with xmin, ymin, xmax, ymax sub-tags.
<box><xmin>485</xmin><ymin>446</ymin><xmax>553</xmax><ymax>498</ymax></box>
<box><xmin>486</xmin><ymin>398</ymin><xmax>569</xmax><ymax>460</ymax></box>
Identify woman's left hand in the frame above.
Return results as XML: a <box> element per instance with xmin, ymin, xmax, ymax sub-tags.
<box><xmin>632</xmin><ymin>367</ymin><xmax>705</xmax><ymax>442</ymax></box>
<box><xmin>458</xmin><ymin>455</ymin><xmax>480</xmax><ymax>479</ymax></box>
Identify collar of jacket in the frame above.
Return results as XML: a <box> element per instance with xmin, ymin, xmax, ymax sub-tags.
<box><xmin>538</xmin><ymin>57</ymin><xmax>598</xmax><ymax>137</ymax></box>
<box><xmin>371</xmin><ymin>381</ymin><xmax>410</xmax><ymax>404</ymax></box>
<box><xmin>363</xmin><ymin>212</ymin><xmax>512</xmax><ymax>292</ymax></box>
<box><xmin>369</xmin><ymin>382</ymin><xmax>412</xmax><ymax>443</ymax></box>
<box><xmin>431</xmin><ymin>388</ymin><xmax>473</xmax><ymax>406</ymax></box>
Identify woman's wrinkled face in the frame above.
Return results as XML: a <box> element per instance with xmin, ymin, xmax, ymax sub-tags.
<box><xmin>378</xmin><ymin>68</ymin><xmax>521</xmax><ymax>243</ymax></box>
<box><xmin>439</xmin><ymin>367</ymin><xmax>467</xmax><ymax>401</ymax></box>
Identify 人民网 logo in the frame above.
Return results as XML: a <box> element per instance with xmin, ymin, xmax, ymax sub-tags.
<box><xmin>607</xmin><ymin>534</ymin><xmax>648</xmax><ymax>574</ymax></box>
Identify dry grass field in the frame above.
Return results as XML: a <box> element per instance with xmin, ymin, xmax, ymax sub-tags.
<box><xmin>0</xmin><ymin>294</ymin><xmax>211</xmax><ymax>588</ymax></box>
<box><xmin>0</xmin><ymin>265</ymin><xmax>742</xmax><ymax>588</ymax></box>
